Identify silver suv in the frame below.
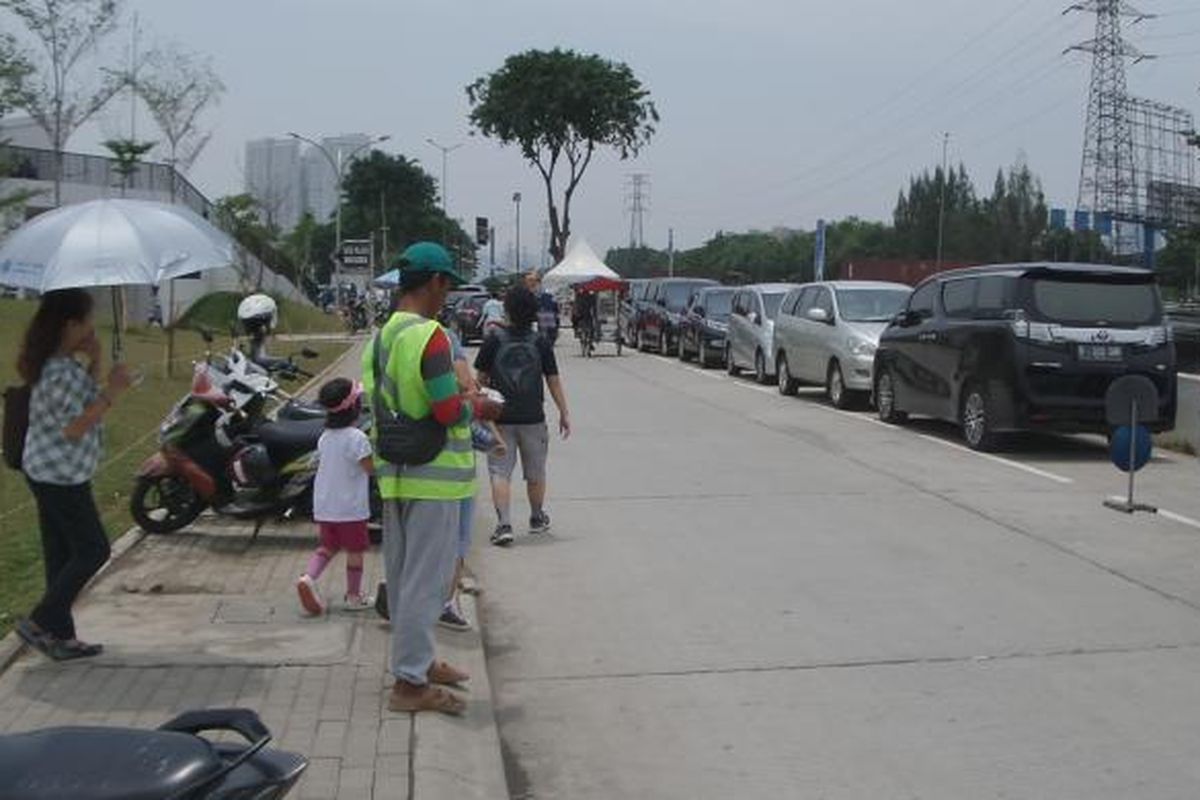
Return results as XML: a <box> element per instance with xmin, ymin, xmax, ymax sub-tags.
<box><xmin>774</xmin><ymin>281</ymin><xmax>911</xmax><ymax>408</ymax></box>
<box><xmin>726</xmin><ymin>283</ymin><xmax>800</xmax><ymax>383</ymax></box>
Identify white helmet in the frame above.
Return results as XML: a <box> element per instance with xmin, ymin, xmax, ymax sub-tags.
<box><xmin>237</xmin><ymin>293</ymin><xmax>278</xmax><ymax>335</ymax></box>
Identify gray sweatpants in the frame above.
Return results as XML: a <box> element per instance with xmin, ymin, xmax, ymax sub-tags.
<box><xmin>382</xmin><ymin>498</ymin><xmax>461</xmax><ymax>686</ymax></box>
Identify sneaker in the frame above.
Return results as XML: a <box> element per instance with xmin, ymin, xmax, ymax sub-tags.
<box><xmin>490</xmin><ymin>524</ymin><xmax>515</xmax><ymax>547</ymax></box>
<box><xmin>297</xmin><ymin>575</ymin><xmax>325</xmax><ymax>616</ymax></box>
<box><xmin>344</xmin><ymin>593</ymin><xmax>372</xmax><ymax>612</ymax></box>
<box><xmin>529</xmin><ymin>511</ymin><xmax>552</xmax><ymax>534</ymax></box>
<box><xmin>438</xmin><ymin>604</ymin><xmax>471</xmax><ymax>632</ymax></box>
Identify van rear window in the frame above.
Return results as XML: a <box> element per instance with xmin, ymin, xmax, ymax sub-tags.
<box><xmin>1027</xmin><ymin>277</ymin><xmax>1160</xmax><ymax>326</ymax></box>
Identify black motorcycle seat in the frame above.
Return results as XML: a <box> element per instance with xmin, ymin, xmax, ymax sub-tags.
<box><xmin>0</xmin><ymin>726</ymin><xmax>224</xmax><ymax>800</ymax></box>
<box><xmin>277</xmin><ymin>399</ymin><xmax>327</xmax><ymax>421</ymax></box>
<box><xmin>256</xmin><ymin>418</ymin><xmax>325</xmax><ymax>465</ymax></box>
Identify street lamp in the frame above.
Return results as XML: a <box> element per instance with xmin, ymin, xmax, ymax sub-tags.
<box><xmin>287</xmin><ymin>131</ymin><xmax>390</xmax><ymax>265</ymax></box>
<box><xmin>426</xmin><ymin>138</ymin><xmax>463</xmax><ymax>245</ymax></box>
<box><xmin>513</xmin><ymin>191</ymin><xmax>522</xmax><ymax>272</ymax></box>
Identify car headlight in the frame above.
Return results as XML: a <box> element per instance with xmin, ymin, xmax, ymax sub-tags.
<box><xmin>849</xmin><ymin>339</ymin><xmax>876</xmax><ymax>358</ymax></box>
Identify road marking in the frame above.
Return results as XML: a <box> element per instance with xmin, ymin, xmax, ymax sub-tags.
<box><xmin>916</xmin><ymin>434</ymin><xmax>1074</xmax><ymax>484</ymax></box>
<box><xmin>669</xmin><ymin>351</ymin><xmax>1077</xmax><ymax>483</ymax></box>
<box><xmin>1158</xmin><ymin>509</ymin><xmax>1200</xmax><ymax>531</ymax></box>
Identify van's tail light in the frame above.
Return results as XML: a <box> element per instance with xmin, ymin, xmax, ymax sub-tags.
<box><xmin>1008</xmin><ymin>310</ymin><xmax>1056</xmax><ymax>343</ymax></box>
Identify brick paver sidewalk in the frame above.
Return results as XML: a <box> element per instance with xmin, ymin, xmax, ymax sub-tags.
<box><xmin>0</xmin><ymin>342</ymin><xmax>506</xmax><ymax>799</ymax></box>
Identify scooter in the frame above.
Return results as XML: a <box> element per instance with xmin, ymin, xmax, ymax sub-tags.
<box><xmin>130</xmin><ymin>335</ymin><xmax>377</xmax><ymax>537</ymax></box>
<box><xmin>0</xmin><ymin>708</ymin><xmax>306</xmax><ymax>799</ymax></box>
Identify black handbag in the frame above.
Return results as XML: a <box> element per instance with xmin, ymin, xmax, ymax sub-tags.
<box><xmin>371</xmin><ymin>331</ymin><xmax>446</xmax><ymax>466</ymax></box>
<box><xmin>2</xmin><ymin>384</ymin><xmax>30</xmax><ymax>472</ymax></box>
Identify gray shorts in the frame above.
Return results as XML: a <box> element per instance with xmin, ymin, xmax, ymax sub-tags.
<box><xmin>487</xmin><ymin>423</ymin><xmax>549</xmax><ymax>483</ymax></box>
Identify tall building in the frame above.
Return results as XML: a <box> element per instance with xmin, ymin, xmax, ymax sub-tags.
<box><xmin>302</xmin><ymin>133</ymin><xmax>371</xmax><ymax>224</ymax></box>
<box><xmin>244</xmin><ymin>137</ymin><xmax>303</xmax><ymax>231</ymax></box>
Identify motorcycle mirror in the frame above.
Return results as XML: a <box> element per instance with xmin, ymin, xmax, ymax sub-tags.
<box><xmin>302</xmin><ymin>348</ymin><xmax>319</xmax><ymax>359</ymax></box>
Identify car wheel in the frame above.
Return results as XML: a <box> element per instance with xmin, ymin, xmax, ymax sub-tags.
<box><xmin>726</xmin><ymin>344</ymin><xmax>741</xmax><ymax>376</ymax></box>
<box><xmin>827</xmin><ymin>361</ymin><xmax>852</xmax><ymax>410</ymax></box>
<box><xmin>754</xmin><ymin>350</ymin><xmax>770</xmax><ymax>385</ymax></box>
<box><xmin>961</xmin><ymin>383</ymin><xmax>998</xmax><ymax>452</ymax></box>
<box><xmin>875</xmin><ymin>368</ymin><xmax>908</xmax><ymax>424</ymax></box>
<box><xmin>777</xmin><ymin>354</ymin><xmax>799</xmax><ymax>396</ymax></box>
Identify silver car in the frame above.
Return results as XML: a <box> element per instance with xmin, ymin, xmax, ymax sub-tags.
<box><xmin>773</xmin><ymin>281</ymin><xmax>911</xmax><ymax>408</ymax></box>
<box><xmin>726</xmin><ymin>283</ymin><xmax>800</xmax><ymax>384</ymax></box>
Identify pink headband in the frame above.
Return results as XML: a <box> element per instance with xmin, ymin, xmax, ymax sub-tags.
<box><xmin>329</xmin><ymin>382</ymin><xmax>363</xmax><ymax>413</ymax></box>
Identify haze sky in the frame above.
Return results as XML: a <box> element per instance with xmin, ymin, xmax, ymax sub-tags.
<box><xmin>54</xmin><ymin>0</ymin><xmax>1200</xmax><ymax>265</ymax></box>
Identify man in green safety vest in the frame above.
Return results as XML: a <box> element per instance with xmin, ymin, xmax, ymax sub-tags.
<box><xmin>364</xmin><ymin>241</ymin><xmax>502</xmax><ymax>715</ymax></box>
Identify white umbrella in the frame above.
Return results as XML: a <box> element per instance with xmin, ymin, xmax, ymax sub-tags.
<box><xmin>0</xmin><ymin>198</ymin><xmax>235</xmax><ymax>291</ymax></box>
<box><xmin>0</xmin><ymin>199</ymin><xmax>237</xmax><ymax>360</ymax></box>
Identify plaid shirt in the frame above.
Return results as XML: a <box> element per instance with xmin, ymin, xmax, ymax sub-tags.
<box><xmin>23</xmin><ymin>356</ymin><xmax>102</xmax><ymax>485</ymax></box>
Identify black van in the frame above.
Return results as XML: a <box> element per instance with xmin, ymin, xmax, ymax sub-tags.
<box><xmin>873</xmin><ymin>263</ymin><xmax>1177</xmax><ymax>450</ymax></box>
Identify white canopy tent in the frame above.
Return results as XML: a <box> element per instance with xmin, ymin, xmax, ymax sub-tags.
<box><xmin>542</xmin><ymin>238</ymin><xmax>620</xmax><ymax>293</ymax></box>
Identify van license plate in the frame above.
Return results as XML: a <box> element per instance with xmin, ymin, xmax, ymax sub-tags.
<box><xmin>1078</xmin><ymin>344</ymin><xmax>1123</xmax><ymax>362</ymax></box>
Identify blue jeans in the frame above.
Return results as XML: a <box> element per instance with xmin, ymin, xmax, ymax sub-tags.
<box><xmin>458</xmin><ymin>496</ymin><xmax>475</xmax><ymax>559</ymax></box>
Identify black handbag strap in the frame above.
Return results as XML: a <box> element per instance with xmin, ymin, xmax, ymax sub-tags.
<box><xmin>372</xmin><ymin>330</ymin><xmax>394</xmax><ymax>421</ymax></box>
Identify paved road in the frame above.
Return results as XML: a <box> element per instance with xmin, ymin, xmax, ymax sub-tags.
<box><xmin>478</xmin><ymin>346</ymin><xmax>1200</xmax><ymax>799</ymax></box>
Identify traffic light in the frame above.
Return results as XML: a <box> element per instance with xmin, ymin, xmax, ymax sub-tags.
<box><xmin>475</xmin><ymin>217</ymin><xmax>489</xmax><ymax>246</ymax></box>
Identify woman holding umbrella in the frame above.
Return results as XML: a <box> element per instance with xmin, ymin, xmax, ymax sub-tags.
<box><xmin>15</xmin><ymin>289</ymin><xmax>133</xmax><ymax>661</ymax></box>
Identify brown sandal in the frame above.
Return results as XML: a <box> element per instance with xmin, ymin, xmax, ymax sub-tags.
<box><xmin>388</xmin><ymin>682</ymin><xmax>466</xmax><ymax>715</ymax></box>
<box><xmin>428</xmin><ymin>660</ymin><xmax>469</xmax><ymax>687</ymax></box>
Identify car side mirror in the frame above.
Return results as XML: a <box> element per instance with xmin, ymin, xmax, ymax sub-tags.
<box><xmin>749</xmin><ymin>311</ymin><xmax>761</xmax><ymax>326</ymax></box>
<box><xmin>695</xmin><ymin>306</ymin><xmax>706</xmax><ymax>318</ymax></box>
<box><xmin>893</xmin><ymin>310</ymin><xmax>919</xmax><ymax>328</ymax></box>
<box><xmin>807</xmin><ymin>307</ymin><xmax>831</xmax><ymax>324</ymax></box>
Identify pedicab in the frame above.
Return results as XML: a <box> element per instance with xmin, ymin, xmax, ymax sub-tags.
<box><xmin>570</xmin><ymin>276</ymin><xmax>628</xmax><ymax>357</ymax></box>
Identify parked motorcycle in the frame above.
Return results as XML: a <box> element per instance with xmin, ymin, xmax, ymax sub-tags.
<box><xmin>130</xmin><ymin>334</ymin><xmax>377</xmax><ymax>537</ymax></box>
<box><xmin>0</xmin><ymin>708</ymin><xmax>306</xmax><ymax>799</ymax></box>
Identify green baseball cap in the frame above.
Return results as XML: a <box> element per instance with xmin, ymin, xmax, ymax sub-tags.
<box><xmin>395</xmin><ymin>242</ymin><xmax>466</xmax><ymax>286</ymax></box>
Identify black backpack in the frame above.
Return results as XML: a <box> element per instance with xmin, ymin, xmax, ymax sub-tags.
<box><xmin>492</xmin><ymin>330</ymin><xmax>544</xmax><ymax>409</ymax></box>
<box><xmin>2</xmin><ymin>385</ymin><xmax>30</xmax><ymax>472</ymax></box>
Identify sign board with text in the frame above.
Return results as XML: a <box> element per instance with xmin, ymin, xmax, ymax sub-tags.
<box><xmin>338</xmin><ymin>239</ymin><xmax>373</xmax><ymax>271</ymax></box>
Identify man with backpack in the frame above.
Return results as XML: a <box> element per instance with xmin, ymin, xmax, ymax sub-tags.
<box><xmin>475</xmin><ymin>286</ymin><xmax>571</xmax><ymax>546</ymax></box>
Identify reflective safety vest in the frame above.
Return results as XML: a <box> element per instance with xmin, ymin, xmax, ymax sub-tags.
<box><xmin>363</xmin><ymin>312</ymin><xmax>476</xmax><ymax>501</ymax></box>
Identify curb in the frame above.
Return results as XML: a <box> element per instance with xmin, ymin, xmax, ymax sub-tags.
<box><xmin>0</xmin><ymin>339</ymin><xmax>360</xmax><ymax>677</ymax></box>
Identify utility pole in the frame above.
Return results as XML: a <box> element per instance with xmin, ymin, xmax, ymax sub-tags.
<box><xmin>626</xmin><ymin>173</ymin><xmax>650</xmax><ymax>249</ymax></box>
<box><xmin>379</xmin><ymin>191</ymin><xmax>389</xmax><ymax>270</ymax></box>
<box><xmin>1068</xmin><ymin>0</ymin><xmax>1158</xmax><ymax>258</ymax></box>
<box><xmin>668</xmin><ymin>228</ymin><xmax>675</xmax><ymax>278</ymax></box>
<box><xmin>426</xmin><ymin>138</ymin><xmax>463</xmax><ymax>245</ymax></box>
<box><xmin>513</xmin><ymin>192</ymin><xmax>522</xmax><ymax>271</ymax></box>
<box><xmin>936</xmin><ymin>132</ymin><xmax>950</xmax><ymax>268</ymax></box>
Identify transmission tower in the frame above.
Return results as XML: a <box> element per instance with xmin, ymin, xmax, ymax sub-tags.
<box><xmin>1068</xmin><ymin>0</ymin><xmax>1154</xmax><ymax>223</ymax></box>
<box><xmin>626</xmin><ymin>173</ymin><xmax>650</xmax><ymax>249</ymax></box>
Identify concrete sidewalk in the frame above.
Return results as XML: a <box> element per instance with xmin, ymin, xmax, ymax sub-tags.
<box><xmin>0</xmin><ymin>342</ymin><xmax>508</xmax><ymax>799</ymax></box>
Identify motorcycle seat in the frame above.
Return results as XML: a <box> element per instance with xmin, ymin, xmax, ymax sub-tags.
<box><xmin>256</xmin><ymin>418</ymin><xmax>325</xmax><ymax>465</ymax></box>
<box><xmin>277</xmin><ymin>399</ymin><xmax>327</xmax><ymax>421</ymax></box>
<box><xmin>0</xmin><ymin>726</ymin><xmax>224</xmax><ymax>800</ymax></box>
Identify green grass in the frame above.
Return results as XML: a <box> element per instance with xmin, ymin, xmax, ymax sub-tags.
<box><xmin>0</xmin><ymin>297</ymin><xmax>349</xmax><ymax>638</ymax></box>
<box><xmin>178</xmin><ymin>292</ymin><xmax>345</xmax><ymax>335</ymax></box>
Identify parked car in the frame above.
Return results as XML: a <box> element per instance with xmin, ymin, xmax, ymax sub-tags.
<box><xmin>774</xmin><ymin>281</ymin><xmax>911</xmax><ymax>408</ymax></box>
<box><xmin>641</xmin><ymin>278</ymin><xmax>718</xmax><ymax>354</ymax></box>
<box><xmin>726</xmin><ymin>283</ymin><xmax>800</xmax><ymax>383</ymax></box>
<box><xmin>679</xmin><ymin>286</ymin><xmax>736</xmax><ymax>368</ymax></box>
<box><xmin>620</xmin><ymin>279</ymin><xmax>652</xmax><ymax>346</ymax></box>
<box><xmin>452</xmin><ymin>293</ymin><xmax>490</xmax><ymax>344</ymax></box>
<box><xmin>873</xmin><ymin>263</ymin><xmax>1177</xmax><ymax>450</ymax></box>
